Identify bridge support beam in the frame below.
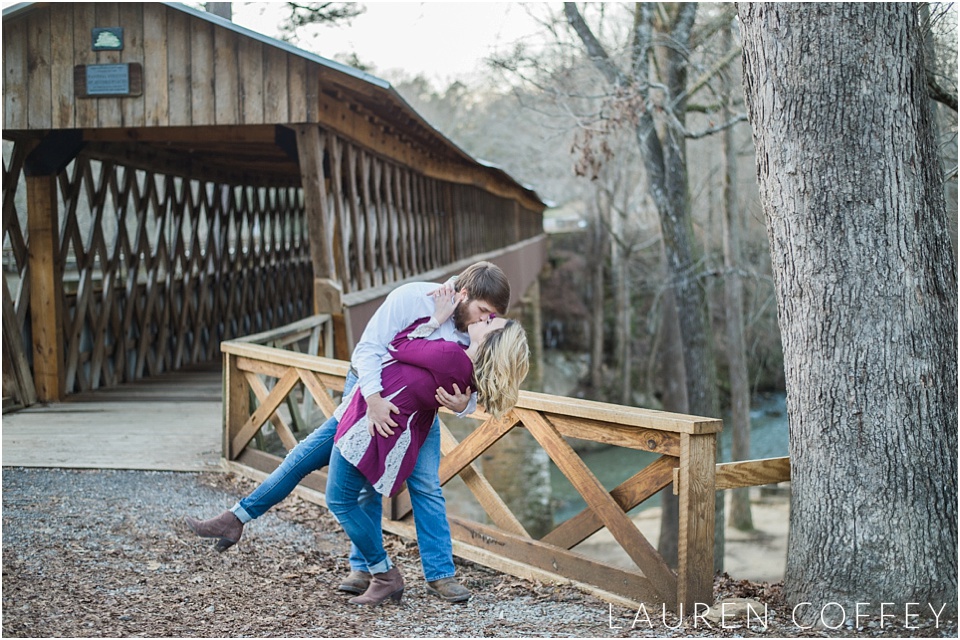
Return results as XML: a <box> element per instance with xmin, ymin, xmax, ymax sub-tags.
<box><xmin>26</xmin><ymin>173</ymin><xmax>66</xmax><ymax>401</ymax></box>
<box><xmin>296</xmin><ymin>124</ymin><xmax>351</xmax><ymax>359</ymax></box>
<box><xmin>314</xmin><ymin>277</ymin><xmax>350</xmax><ymax>359</ymax></box>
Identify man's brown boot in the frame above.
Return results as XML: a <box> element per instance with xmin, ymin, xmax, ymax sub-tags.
<box><xmin>426</xmin><ymin>577</ymin><xmax>471</xmax><ymax>603</ymax></box>
<box><xmin>337</xmin><ymin>570</ymin><xmax>372</xmax><ymax>595</ymax></box>
<box><xmin>348</xmin><ymin>566</ymin><xmax>405</xmax><ymax>606</ymax></box>
<box><xmin>184</xmin><ymin>510</ymin><xmax>244</xmax><ymax>552</ymax></box>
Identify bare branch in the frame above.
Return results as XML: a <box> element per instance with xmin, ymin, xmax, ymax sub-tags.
<box><xmin>684</xmin><ymin>113</ymin><xmax>750</xmax><ymax>139</ymax></box>
<box><xmin>689</xmin><ymin>4</ymin><xmax>739</xmax><ymax>50</ymax></box>
<box><xmin>928</xmin><ymin>72</ymin><xmax>959</xmax><ymax>111</ymax></box>
<box><xmin>563</xmin><ymin>3</ymin><xmax>627</xmax><ymax>87</ymax></box>
<box><xmin>282</xmin><ymin>2</ymin><xmax>363</xmax><ymax>28</ymax></box>
<box><xmin>671</xmin><ymin>46</ymin><xmax>742</xmax><ymax>109</ymax></box>
<box><xmin>687</xmin><ymin>98</ymin><xmax>746</xmax><ymax>113</ymax></box>
<box><xmin>632</xmin><ymin>4</ymin><xmax>655</xmax><ymax>92</ymax></box>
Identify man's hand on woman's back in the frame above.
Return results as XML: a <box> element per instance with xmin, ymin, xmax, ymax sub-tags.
<box><xmin>436</xmin><ymin>383</ymin><xmax>470</xmax><ymax>414</ymax></box>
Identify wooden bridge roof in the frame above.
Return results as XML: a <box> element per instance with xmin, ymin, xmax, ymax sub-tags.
<box><xmin>1</xmin><ymin>2</ymin><xmax>544</xmax><ymax>210</ymax></box>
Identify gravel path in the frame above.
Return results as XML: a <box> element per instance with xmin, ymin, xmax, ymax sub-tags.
<box><xmin>1</xmin><ymin>468</ymin><xmax>621</xmax><ymax>637</ymax></box>
<box><xmin>3</xmin><ymin>467</ymin><xmax>955</xmax><ymax>638</ymax></box>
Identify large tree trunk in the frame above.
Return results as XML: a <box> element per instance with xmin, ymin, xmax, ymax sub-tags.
<box><xmin>740</xmin><ymin>3</ymin><xmax>958</xmax><ymax>622</ymax></box>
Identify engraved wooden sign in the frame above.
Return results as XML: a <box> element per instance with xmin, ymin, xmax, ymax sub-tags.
<box><xmin>74</xmin><ymin>63</ymin><xmax>143</xmax><ymax>98</ymax></box>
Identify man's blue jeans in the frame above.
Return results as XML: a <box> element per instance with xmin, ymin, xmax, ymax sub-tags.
<box><xmin>229</xmin><ymin>372</ymin><xmax>456</xmax><ymax>582</ymax></box>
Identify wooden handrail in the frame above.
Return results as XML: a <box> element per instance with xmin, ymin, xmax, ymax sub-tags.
<box><xmin>223</xmin><ymin>341</ymin><xmax>348</xmax><ymax>376</ymax></box>
<box><xmin>223</xmin><ymin>340</ymin><xmax>721</xmax><ymax>437</ymax></box>
<box><xmin>672</xmin><ymin>456</ymin><xmax>791</xmax><ymax>495</ymax></box>
<box><xmin>232</xmin><ymin>314</ymin><xmax>332</xmax><ymax>345</ymax></box>
<box><xmin>518</xmin><ymin>390</ymin><xmax>722</xmax><ymax>435</ymax></box>
<box><xmin>715</xmin><ymin>456</ymin><xmax>791</xmax><ymax>491</ymax></box>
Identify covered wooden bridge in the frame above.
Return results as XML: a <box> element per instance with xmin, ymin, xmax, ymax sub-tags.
<box><xmin>2</xmin><ymin>1</ymin><xmax>546</xmax><ymax>406</ymax></box>
<box><xmin>2</xmin><ymin>1</ymin><xmax>790</xmax><ymax>614</ymax></box>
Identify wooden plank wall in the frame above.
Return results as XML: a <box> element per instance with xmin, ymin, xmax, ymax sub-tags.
<box><xmin>3</xmin><ymin>3</ymin><xmax>545</xmax><ymax>217</ymax></box>
<box><xmin>3</xmin><ymin>3</ymin><xmax>314</xmax><ymax>130</ymax></box>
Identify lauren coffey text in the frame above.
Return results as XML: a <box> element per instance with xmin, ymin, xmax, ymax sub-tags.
<box><xmin>608</xmin><ymin>602</ymin><xmax>952</xmax><ymax>631</ymax></box>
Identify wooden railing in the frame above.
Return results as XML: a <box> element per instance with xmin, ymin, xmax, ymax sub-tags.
<box><xmin>221</xmin><ymin>319</ymin><xmax>791</xmax><ymax>611</ymax></box>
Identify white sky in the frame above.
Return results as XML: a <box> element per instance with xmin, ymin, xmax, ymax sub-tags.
<box><xmin>231</xmin><ymin>2</ymin><xmax>543</xmax><ymax>85</ymax></box>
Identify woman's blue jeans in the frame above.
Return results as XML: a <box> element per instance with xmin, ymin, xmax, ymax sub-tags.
<box><xmin>229</xmin><ymin>372</ymin><xmax>456</xmax><ymax>581</ymax></box>
<box><xmin>325</xmin><ymin>445</ymin><xmax>392</xmax><ymax>574</ymax></box>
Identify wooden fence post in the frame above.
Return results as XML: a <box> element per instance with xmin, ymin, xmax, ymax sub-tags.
<box><xmin>222</xmin><ymin>351</ymin><xmax>248</xmax><ymax>460</ymax></box>
<box><xmin>676</xmin><ymin>431</ymin><xmax>717</xmax><ymax>614</ymax></box>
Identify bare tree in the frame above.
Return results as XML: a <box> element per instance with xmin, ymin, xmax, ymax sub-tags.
<box><xmin>719</xmin><ymin>19</ymin><xmax>753</xmax><ymax>531</ymax></box>
<box><xmin>740</xmin><ymin>3</ymin><xmax>958</xmax><ymax>622</ymax></box>
<box><xmin>922</xmin><ymin>3</ymin><xmax>959</xmax><ymax>113</ymax></box>
<box><xmin>563</xmin><ymin>1</ymin><xmax>726</xmax><ymax>569</ymax></box>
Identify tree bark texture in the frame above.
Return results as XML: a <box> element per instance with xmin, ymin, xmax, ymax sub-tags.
<box><xmin>635</xmin><ymin>6</ymin><xmax>720</xmax><ymax>426</ymax></box>
<box><xmin>644</xmin><ymin>3</ymin><xmax>725</xmax><ymax>572</ymax></box>
<box><xmin>740</xmin><ymin>3</ymin><xmax>958</xmax><ymax>620</ymax></box>
<box><xmin>612</xmin><ymin>210</ymin><xmax>633</xmax><ymax>405</ymax></box>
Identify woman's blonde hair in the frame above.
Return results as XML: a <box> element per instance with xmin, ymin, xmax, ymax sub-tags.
<box><xmin>471</xmin><ymin>320</ymin><xmax>529</xmax><ymax>419</ymax></box>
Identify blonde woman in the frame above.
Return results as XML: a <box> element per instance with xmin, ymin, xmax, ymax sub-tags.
<box><xmin>326</xmin><ymin>286</ymin><xmax>529</xmax><ymax>606</ymax></box>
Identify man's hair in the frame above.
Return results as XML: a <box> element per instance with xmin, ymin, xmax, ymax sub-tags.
<box><xmin>472</xmin><ymin>320</ymin><xmax>529</xmax><ymax>419</ymax></box>
<box><xmin>455</xmin><ymin>261</ymin><xmax>510</xmax><ymax>315</ymax></box>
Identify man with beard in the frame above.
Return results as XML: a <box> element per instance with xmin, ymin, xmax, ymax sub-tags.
<box><xmin>184</xmin><ymin>261</ymin><xmax>511</xmax><ymax>603</ymax></box>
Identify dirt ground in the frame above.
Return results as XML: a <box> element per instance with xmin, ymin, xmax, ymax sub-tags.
<box><xmin>2</xmin><ymin>467</ymin><xmax>955</xmax><ymax>638</ymax></box>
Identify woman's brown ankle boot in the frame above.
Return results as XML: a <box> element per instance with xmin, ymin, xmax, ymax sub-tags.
<box><xmin>184</xmin><ymin>510</ymin><xmax>244</xmax><ymax>552</ymax></box>
<box><xmin>348</xmin><ymin>566</ymin><xmax>404</xmax><ymax>606</ymax></box>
